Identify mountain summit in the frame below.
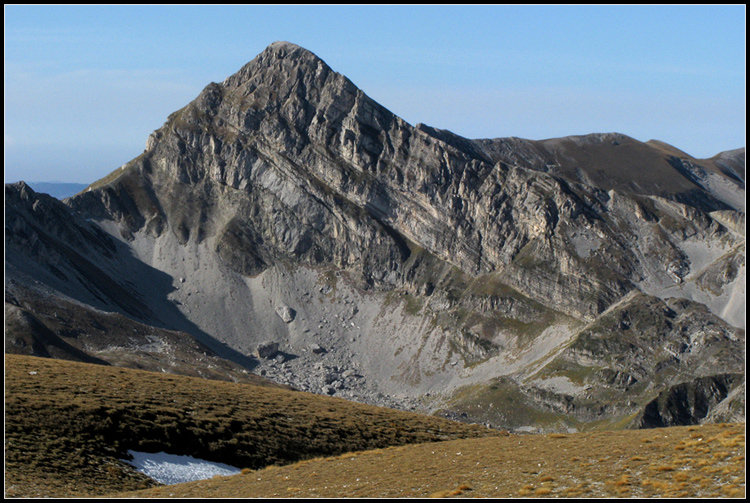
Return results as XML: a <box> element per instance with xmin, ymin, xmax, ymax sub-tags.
<box><xmin>6</xmin><ymin>42</ymin><xmax>745</xmax><ymax>431</ymax></box>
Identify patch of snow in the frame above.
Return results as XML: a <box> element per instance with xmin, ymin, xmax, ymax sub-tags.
<box><xmin>122</xmin><ymin>450</ymin><xmax>242</xmax><ymax>485</ymax></box>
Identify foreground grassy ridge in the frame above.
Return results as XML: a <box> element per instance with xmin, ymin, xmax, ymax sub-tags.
<box><xmin>116</xmin><ymin>423</ymin><xmax>745</xmax><ymax>498</ymax></box>
<box><xmin>4</xmin><ymin>354</ymin><xmax>498</xmax><ymax>498</ymax></box>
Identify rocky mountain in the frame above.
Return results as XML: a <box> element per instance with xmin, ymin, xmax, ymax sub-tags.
<box><xmin>5</xmin><ymin>41</ymin><xmax>745</xmax><ymax>431</ymax></box>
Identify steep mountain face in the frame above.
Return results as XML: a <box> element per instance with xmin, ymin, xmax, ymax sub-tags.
<box><xmin>5</xmin><ymin>42</ymin><xmax>745</xmax><ymax>431</ymax></box>
<box><xmin>5</xmin><ymin>182</ymin><xmax>263</xmax><ymax>382</ymax></box>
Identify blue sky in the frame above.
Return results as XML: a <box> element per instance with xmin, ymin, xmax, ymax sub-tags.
<box><xmin>4</xmin><ymin>5</ymin><xmax>746</xmax><ymax>183</ymax></box>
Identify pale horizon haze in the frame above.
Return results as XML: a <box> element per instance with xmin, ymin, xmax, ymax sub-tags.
<box><xmin>4</xmin><ymin>4</ymin><xmax>746</xmax><ymax>184</ymax></box>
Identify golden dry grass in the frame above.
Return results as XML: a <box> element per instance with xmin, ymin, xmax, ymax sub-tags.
<box><xmin>5</xmin><ymin>354</ymin><xmax>745</xmax><ymax>499</ymax></box>
<box><xmin>4</xmin><ymin>354</ymin><xmax>498</xmax><ymax>497</ymax></box>
<box><xmin>112</xmin><ymin>422</ymin><xmax>745</xmax><ymax>498</ymax></box>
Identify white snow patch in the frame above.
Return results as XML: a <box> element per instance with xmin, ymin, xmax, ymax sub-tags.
<box><xmin>122</xmin><ymin>450</ymin><xmax>242</xmax><ymax>485</ymax></box>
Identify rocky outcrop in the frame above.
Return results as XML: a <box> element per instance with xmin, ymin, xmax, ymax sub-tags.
<box><xmin>634</xmin><ymin>374</ymin><xmax>743</xmax><ymax>428</ymax></box>
<box><xmin>703</xmin><ymin>379</ymin><xmax>746</xmax><ymax>424</ymax></box>
<box><xmin>275</xmin><ymin>306</ymin><xmax>296</xmax><ymax>323</ymax></box>
<box><xmin>255</xmin><ymin>341</ymin><xmax>280</xmax><ymax>359</ymax></box>
<box><xmin>560</xmin><ymin>294</ymin><xmax>744</xmax><ymax>382</ymax></box>
<box><xmin>710</xmin><ymin>210</ymin><xmax>745</xmax><ymax>235</ymax></box>
<box><xmin>310</xmin><ymin>343</ymin><xmax>326</xmax><ymax>355</ymax></box>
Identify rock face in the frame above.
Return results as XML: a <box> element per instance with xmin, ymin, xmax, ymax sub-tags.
<box><xmin>634</xmin><ymin>374</ymin><xmax>743</xmax><ymax>428</ymax></box>
<box><xmin>256</xmin><ymin>341</ymin><xmax>279</xmax><ymax>359</ymax></box>
<box><xmin>5</xmin><ymin>42</ymin><xmax>745</xmax><ymax>431</ymax></box>
<box><xmin>275</xmin><ymin>306</ymin><xmax>296</xmax><ymax>323</ymax></box>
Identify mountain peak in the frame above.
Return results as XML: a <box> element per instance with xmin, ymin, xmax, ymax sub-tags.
<box><xmin>222</xmin><ymin>41</ymin><xmax>332</xmax><ymax>91</ymax></box>
<box><xmin>257</xmin><ymin>41</ymin><xmax>320</xmax><ymax>63</ymax></box>
<box><xmin>265</xmin><ymin>40</ymin><xmax>305</xmax><ymax>53</ymax></box>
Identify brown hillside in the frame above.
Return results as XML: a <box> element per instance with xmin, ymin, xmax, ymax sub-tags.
<box><xmin>4</xmin><ymin>354</ymin><xmax>499</xmax><ymax>498</ymax></box>
<box><xmin>115</xmin><ymin>422</ymin><xmax>745</xmax><ymax>498</ymax></box>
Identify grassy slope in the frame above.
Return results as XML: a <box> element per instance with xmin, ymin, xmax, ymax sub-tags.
<box><xmin>4</xmin><ymin>354</ymin><xmax>498</xmax><ymax>498</ymax></box>
<box><xmin>116</xmin><ymin>423</ymin><xmax>745</xmax><ymax>498</ymax></box>
<box><xmin>7</xmin><ymin>355</ymin><xmax>744</xmax><ymax>499</ymax></box>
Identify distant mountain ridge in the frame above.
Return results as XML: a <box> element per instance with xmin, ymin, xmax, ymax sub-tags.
<box><xmin>5</xmin><ymin>41</ymin><xmax>745</xmax><ymax>432</ymax></box>
<box><xmin>25</xmin><ymin>182</ymin><xmax>88</xmax><ymax>200</ymax></box>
